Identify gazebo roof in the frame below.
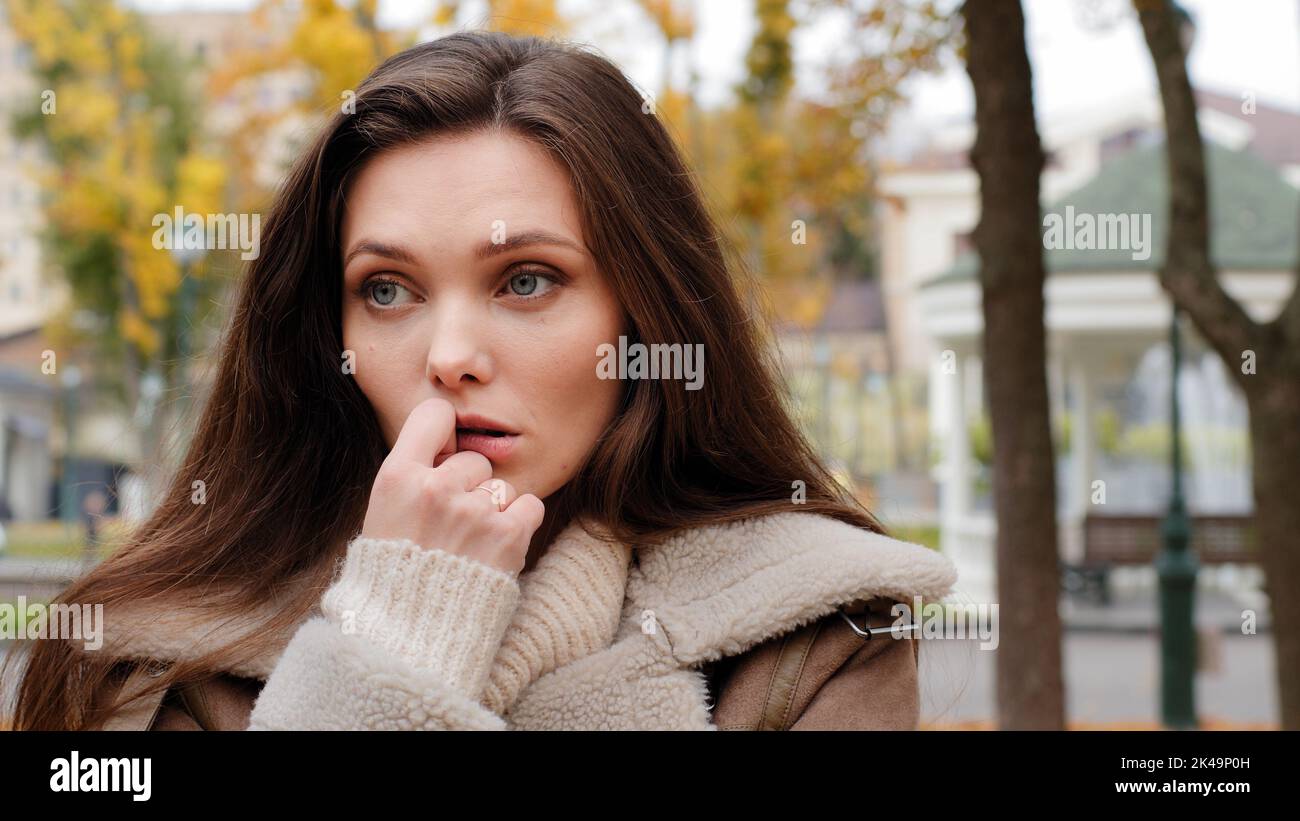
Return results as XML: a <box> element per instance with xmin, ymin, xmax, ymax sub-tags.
<box><xmin>921</xmin><ymin>141</ymin><xmax>1299</xmax><ymax>287</ymax></box>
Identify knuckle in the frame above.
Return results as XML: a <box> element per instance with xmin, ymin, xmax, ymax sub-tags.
<box><xmin>517</xmin><ymin>494</ymin><xmax>543</xmax><ymax>521</ymax></box>
<box><xmin>418</xmin><ymin>472</ymin><xmax>450</xmax><ymax>503</ymax></box>
<box><xmin>506</xmin><ymin>517</ymin><xmax>528</xmax><ymax>541</ymax></box>
<box><xmin>490</xmin><ymin>515</ymin><xmax>524</xmax><ymax>544</ymax></box>
<box><xmin>485</xmin><ymin>512</ymin><xmax>514</xmax><ymax>534</ymax></box>
<box><xmin>453</xmin><ymin>493</ymin><xmax>485</xmax><ymax>519</ymax></box>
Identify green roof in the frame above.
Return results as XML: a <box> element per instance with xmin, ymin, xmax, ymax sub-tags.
<box><xmin>922</xmin><ymin>141</ymin><xmax>1299</xmax><ymax>287</ymax></box>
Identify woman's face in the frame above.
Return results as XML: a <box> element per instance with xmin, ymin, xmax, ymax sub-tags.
<box><xmin>340</xmin><ymin>129</ymin><xmax>626</xmax><ymax>500</ymax></box>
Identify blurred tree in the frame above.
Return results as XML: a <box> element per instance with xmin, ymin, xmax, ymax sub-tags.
<box><xmin>631</xmin><ymin>0</ymin><xmax>950</xmax><ymax>470</ymax></box>
<box><xmin>207</xmin><ymin>0</ymin><xmax>410</xmax><ymax>211</ymax></box>
<box><xmin>819</xmin><ymin>0</ymin><xmax>955</xmax><ymax>141</ymax></box>
<box><xmin>433</xmin><ymin>0</ymin><xmax>567</xmax><ymax>37</ymax></box>
<box><xmin>962</xmin><ymin>0</ymin><xmax>1065</xmax><ymax>730</ymax></box>
<box><xmin>717</xmin><ymin>0</ymin><xmax>956</xmax><ymax>470</ymax></box>
<box><xmin>633</xmin><ymin>0</ymin><xmax>696</xmax><ymax>145</ymax></box>
<box><xmin>1135</xmin><ymin>0</ymin><xmax>1300</xmax><ymax>730</ymax></box>
<box><xmin>213</xmin><ymin>1</ymin><xmax>574</xmax><ymax>208</ymax></box>
<box><xmin>212</xmin><ymin>0</ymin><xmax>393</xmax><ymax>111</ymax></box>
<box><xmin>818</xmin><ymin>0</ymin><xmax>957</xmax><ymax>472</ymax></box>
<box><xmin>486</xmin><ymin>0</ymin><xmax>567</xmax><ymax>36</ymax></box>
<box><xmin>5</xmin><ymin>0</ymin><xmax>228</xmax><ymax>470</ymax></box>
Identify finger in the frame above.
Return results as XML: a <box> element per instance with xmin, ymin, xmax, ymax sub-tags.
<box><xmin>432</xmin><ymin>443</ymin><xmax>456</xmax><ymax>469</ymax></box>
<box><xmin>500</xmin><ymin>493</ymin><xmax>545</xmax><ymax>535</ymax></box>
<box><xmin>389</xmin><ymin>398</ymin><xmax>456</xmax><ymax>467</ymax></box>
<box><xmin>437</xmin><ymin>450</ymin><xmax>493</xmax><ymax>491</ymax></box>
<box><xmin>475</xmin><ymin>478</ymin><xmax>519</xmax><ymax>510</ymax></box>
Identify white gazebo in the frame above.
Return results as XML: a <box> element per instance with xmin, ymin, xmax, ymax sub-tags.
<box><xmin>917</xmin><ymin>141</ymin><xmax>1297</xmax><ymax>603</ymax></box>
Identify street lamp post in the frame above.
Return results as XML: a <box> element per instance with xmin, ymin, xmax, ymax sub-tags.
<box><xmin>58</xmin><ymin>365</ymin><xmax>82</xmax><ymax>524</ymax></box>
<box><xmin>1156</xmin><ymin>305</ymin><xmax>1198</xmax><ymax>729</ymax></box>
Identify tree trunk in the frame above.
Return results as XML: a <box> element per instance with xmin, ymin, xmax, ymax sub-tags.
<box><xmin>1248</xmin><ymin>380</ymin><xmax>1300</xmax><ymax>728</ymax></box>
<box><xmin>962</xmin><ymin>0</ymin><xmax>1066</xmax><ymax>729</ymax></box>
<box><xmin>1136</xmin><ymin>0</ymin><xmax>1300</xmax><ymax>729</ymax></box>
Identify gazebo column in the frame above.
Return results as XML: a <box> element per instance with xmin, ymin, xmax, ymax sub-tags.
<box><xmin>941</xmin><ymin>349</ymin><xmax>971</xmax><ymax>528</ymax></box>
<box><xmin>934</xmin><ymin>343</ymin><xmax>1000</xmax><ymax>604</ymax></box>
<box><xmin>1065</xmin><ymin>355</ymin><xmax>1094</xmax><ymax>565</ymax></box>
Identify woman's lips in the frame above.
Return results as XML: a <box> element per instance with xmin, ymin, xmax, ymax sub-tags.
<box><xmin>455</xmin><ymin>430</ymin><xmax>519</xmax><ymax>460</ymax></box>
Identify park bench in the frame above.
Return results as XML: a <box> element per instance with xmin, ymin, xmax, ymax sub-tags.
<box><xmin>1060</xmin><ymin>514</ymin><xmax>1257</xmax><ymax>604</ymax></box>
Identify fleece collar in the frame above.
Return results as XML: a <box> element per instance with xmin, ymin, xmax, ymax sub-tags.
<box><xmin>99</xmin><ymin>511</ymin><xmax>957</xmax><ymax>679</ymax></box>
<box><xmin>623</xmin><ymin>511</ymin><xmax>957</xmax><ymax>664</ymax></box>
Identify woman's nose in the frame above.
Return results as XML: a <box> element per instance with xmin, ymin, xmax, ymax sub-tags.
<box><xmin>424</xmin><ymin>303</ymin><xmax>492</xmax><ymax>388</ymax></box>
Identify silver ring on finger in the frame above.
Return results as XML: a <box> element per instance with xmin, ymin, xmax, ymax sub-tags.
<box><xmin>473</xmin><ymin>481</ymin><xmax>505</xmax><ymax>512</ymax></box>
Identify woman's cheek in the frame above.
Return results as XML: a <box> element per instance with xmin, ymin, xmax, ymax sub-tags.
<box><xmin>352</xmin><ymin>344</ymin><xmax>413</xmax><ymax>446</ymax></box>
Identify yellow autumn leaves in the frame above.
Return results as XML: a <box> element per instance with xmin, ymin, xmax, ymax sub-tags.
<box><xmin>7</xmin><ymin>0</ymin><xmax>947</xmax><ymax>353</ymax></box>
<box><xmin>6</xmin><ymin>0</ymin><xmax>227</xmax><ymax>358</ymax></box>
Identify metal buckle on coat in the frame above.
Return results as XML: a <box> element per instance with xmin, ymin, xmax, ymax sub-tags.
<box><xmin>838</xmin><ymin>602</ymin><xmax>919</xmax><ymax>640</ymax></box>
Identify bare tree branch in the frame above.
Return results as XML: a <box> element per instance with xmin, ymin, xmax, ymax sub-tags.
<box><xmin>1133</xmin><ymin>0</ymin><xmax>1263</xmax><ymax>386</ymax></box>
<box><xmin>1273</xmin><ymin>240</ymin><xmax>1300</xmax><ymax>351</ymax></box>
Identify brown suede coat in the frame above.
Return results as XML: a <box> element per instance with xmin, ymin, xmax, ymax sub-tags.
<box><xmin>96</xmin><ymin>512</ymin><xmax>954</xmax><ymax>730</ymax></box>
<box><xmin>112</xmin><ymin>594</ymin><xmax>919</xmax><ymax>731</ymax></box>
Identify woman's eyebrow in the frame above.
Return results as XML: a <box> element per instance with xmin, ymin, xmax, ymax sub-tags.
<box><xmin>343</xmin><ymin>231</ymin><xmax>586</xmax><ymax>268</ymax></box>
<box><xmin>476</xmin><ymin>229</ymin><xmax>586</xmax><ymax>260</ymax></box>
<box><xmin>343</xmin><ymin>239</ymin><xmax>418</xmax><ymax>268</ymax></box>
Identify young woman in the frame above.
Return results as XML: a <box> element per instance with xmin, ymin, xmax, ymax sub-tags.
<box><xmin>5</xmin><ymin>30</ymin><xmax>955</xmax><ymax>731</ymax></box>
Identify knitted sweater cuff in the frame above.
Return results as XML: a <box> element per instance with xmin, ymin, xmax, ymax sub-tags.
<box><xmin>320</xmin><ymin>536</ymin><xmax>521</xmax><ymax>700</ymax></box>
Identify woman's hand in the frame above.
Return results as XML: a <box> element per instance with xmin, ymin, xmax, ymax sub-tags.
<box><xmin>360</xmin><ymin>397</ymin><xmax>545</xmax><ymax>576</ymax></box>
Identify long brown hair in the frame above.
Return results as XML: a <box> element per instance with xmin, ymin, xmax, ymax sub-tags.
<box><xmin>5</xmin><ymin>30</ymin><xmax>884</xmax><ymax>730</ymax></box>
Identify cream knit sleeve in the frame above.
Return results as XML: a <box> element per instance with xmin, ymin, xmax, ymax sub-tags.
<box><xmin>247</xmin><ymin>537</ymin><xmax>521</xmax><ymax>730</ymax></box>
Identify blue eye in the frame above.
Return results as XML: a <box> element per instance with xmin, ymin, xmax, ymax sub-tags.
<box><xmin>506</xmin><ymin>269</ymin><xmax>558</xmax><ymax>299</ymax></box>
<box><xmin>510</xmin><ymin>273</ymin><xmax>538</xmax><ymax>295</ymax></box>
<box><xmin>365</xmin><ymin>278</ymin><xmax>412</xmax><ymax>307</ymax></box>
<box><xmin>372</xmin><ymin>282</ymin><xmax>398</xmax><ymax>304</ymax></box>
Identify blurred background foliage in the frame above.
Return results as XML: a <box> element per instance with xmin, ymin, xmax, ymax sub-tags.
<box><xmin>7</xmin><ymin>0</ymin><xmax>956</xmax><ymax>336</ymax></box>
<box><xmin>3</xmin><ymin>0</ymin><xmax>957</xmax><ymax>482</ymax></box>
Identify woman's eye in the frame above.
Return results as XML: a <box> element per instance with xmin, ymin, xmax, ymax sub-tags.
<box><xmin>506</xmin><ymin>269</ymin><xmax>557</xmax><ymax>299</ymax></box>
<box><xmin>364</xmin><ymin>279</ymin><xmax>412</xmax><ymax>307</ymax></box>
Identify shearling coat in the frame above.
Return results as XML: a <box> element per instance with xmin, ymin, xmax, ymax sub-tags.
<box><xmin>98</xmin><ymin>511</ymin><xmax>957</xmax><ymax>731</ymax></box>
